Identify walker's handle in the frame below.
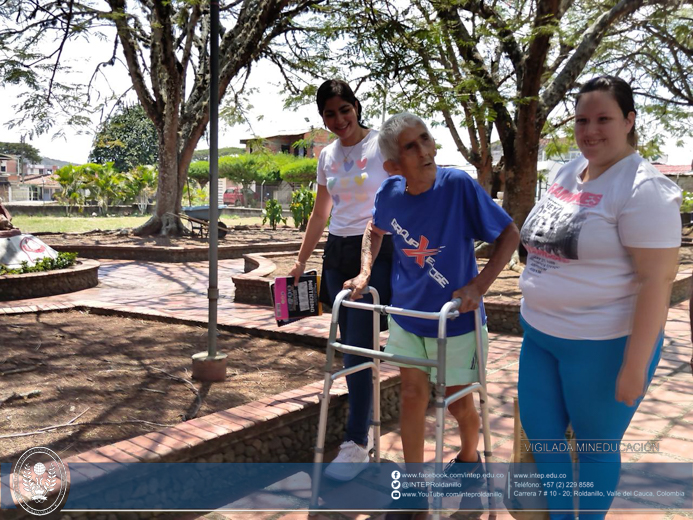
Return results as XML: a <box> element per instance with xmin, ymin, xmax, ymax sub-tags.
<box><xmin>342</xmin><ymin>286</ymin><xmax>371</xmax><ymax>299</ymax></box>
<box><xmin>450</xmin><ymin>297</ymin><xmax>461</xmax><ymax>310</ymax></box>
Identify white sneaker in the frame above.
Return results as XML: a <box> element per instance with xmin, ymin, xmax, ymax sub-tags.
<box><xmin>324</xmin><ymin>440</ymin><xmax>370</xmax><ymax>481</ymax></box>
<box><xmin>367</xmin><ymin>427</ymin><xmax>374</xmax><ymax>452</ymax></box>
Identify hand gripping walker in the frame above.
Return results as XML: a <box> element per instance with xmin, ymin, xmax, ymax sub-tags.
<box><xmin>310</xmin><ymin>286</ymin><xmax>495</xmax><ymax>517</ymax></box>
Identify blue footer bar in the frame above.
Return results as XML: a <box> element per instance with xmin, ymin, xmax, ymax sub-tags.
<box><xmin>1</xmin><ymin>462</ymin><xmax>691</xmax><ymax>512</ymax></box>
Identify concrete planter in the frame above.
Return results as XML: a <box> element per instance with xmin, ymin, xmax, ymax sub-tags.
<box><xmin>0</xmin><ymin>259</ymin><xmax>99</xmax><ymax>301</ymax></box>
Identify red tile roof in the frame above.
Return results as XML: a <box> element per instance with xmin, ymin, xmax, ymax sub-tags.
<box><xmin>653</xmin><ymin>164</ymin><xmax>693</xmax><ymax>175</ymax></box>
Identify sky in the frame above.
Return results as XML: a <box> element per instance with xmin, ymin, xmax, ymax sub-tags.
<box><xmin>0</xmin><ymin>31</ymin><xmax>691</xmax><ymax>168</ymax></box>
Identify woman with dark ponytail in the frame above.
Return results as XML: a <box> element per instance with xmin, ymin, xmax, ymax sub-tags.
<box><xmin>289</xmin><ymin>79</ymin><xmax>392</xmax><ymax>481</ymax></box>
<box><xmin>518</xmin><ymin>75</ymin><xmax>681</xmax><ymax>518</ymax></box>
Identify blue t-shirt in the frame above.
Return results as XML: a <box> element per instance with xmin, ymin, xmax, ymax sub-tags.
<box><xmin>372</xmin><ymin>167</ymin><xmax>512</xmax><ymax>337</ymax></box>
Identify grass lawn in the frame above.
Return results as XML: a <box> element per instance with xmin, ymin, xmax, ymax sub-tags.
<box><xmin>13</xmin><ymin>215</ymin><xmax>271</xmax><ymax>234</ymax></box>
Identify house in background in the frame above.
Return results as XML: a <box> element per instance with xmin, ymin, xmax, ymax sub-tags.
<box><xmin>0</xmin><ymin>153</ymin><xmax>19</xmax><ymax>175</ymax></box>
<box><xmin>0</xmin><ymin>154</ymin><xmax>64</xmax><ymax>202</ymax></box>
<box><xmin>237</xmin><ymin>128</ymin><xmax>336</xmax><ymax>204</ymax></box>
<box><xmin>21</xmin><ymin>174</ymin><xmax>61</xmax><ymax>202</ymax></box>
<box><xmin>653</xmin><ymin>161</ymin><xmax>693</xmax><ymax>191</ymax></box>
<box><xmin>24</xmin><ymin>163</ymin><xmax>59</xmax><ymax>177</ymax></box>
<box><xmin>241</xmin><ymin>128</ymin><xmax>334</xmax><ymax>158</ymax></box>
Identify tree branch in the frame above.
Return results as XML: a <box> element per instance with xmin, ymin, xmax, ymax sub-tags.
<box><xmin>539</xmin><ymin>0</ymin><xmax>649</xmax><ymax>121</ymax></box>
<box><xmin>106</xmin><ymin>0</ymin><xmax>158</xmax><ymax>126</ymax></box>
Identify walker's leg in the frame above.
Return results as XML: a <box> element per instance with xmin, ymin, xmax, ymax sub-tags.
<box><xmin>432</xmin><ymin>334</ymin><xmax>447</xmax><ymax>519</ymax></box>
<box><xmin>370</xmin><ymin>288</ymin><xmax>382</xmax><ymax>462</ymax></box>
<box><xmin>474</xmin><ymin>308</ymin><xmax>496</xmax><ymax>515</ymax></box>
<box><xmin>309</xmin><ymin>318</ymin><xmax>339</xmax><ymax>511</ymax></box>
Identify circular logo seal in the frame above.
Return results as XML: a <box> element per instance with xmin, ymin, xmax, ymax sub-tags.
<box><xmin>12</xmin><ymin>447</ymin><xmax>69</xmax><ymax>516</ymax></box>
<box><xmin>20</xmin><ymin>236</ymin><xmax>46</xmax><ymax>255</ymax></box>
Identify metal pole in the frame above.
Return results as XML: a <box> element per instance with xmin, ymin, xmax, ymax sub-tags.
<box><xmin>208</xmin><ymin>0</ymin><xmax>220</xmax><ymax>358</ymax></box>
<box><xmin>192</xmin><ymin>0</ymin><xmax>226</xmax><ymax>381</ymax></box>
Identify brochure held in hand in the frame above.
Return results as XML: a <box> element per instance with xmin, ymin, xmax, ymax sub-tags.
<box><xmin>271</xmin><ymin>270</ymin><xmax>322</xmax><ymax>326</ymax></box>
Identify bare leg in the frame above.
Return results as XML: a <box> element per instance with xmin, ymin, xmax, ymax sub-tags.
<box><xmin>399</xmin><ymin>367</ymin><xmax>430</xmax><ymax>464</ymax></box>
<box><xmin>446</xmin><ymin>386</ymin><xmax>480</xmax><ymax>462</ymax></box>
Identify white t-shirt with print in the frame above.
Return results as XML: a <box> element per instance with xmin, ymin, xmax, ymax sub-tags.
<box><xmin>519</xmin><ymin>153</ymin><xmax>681</xmax><ymax>340</ymax></box>
<box><xmin>317</xmin><ymin>129</ymin><xmax>389</xmax><ymax>237</ymax></box>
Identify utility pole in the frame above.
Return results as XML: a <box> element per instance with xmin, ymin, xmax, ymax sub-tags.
<box><xmin>19</xmin><ymin>135</ymin><xmax>25</xmax><ymax>182</ymax></box>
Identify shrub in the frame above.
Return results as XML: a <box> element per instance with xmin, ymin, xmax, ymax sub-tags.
<box><xmin>1</xmin><ymin>252</ymin><xmax>78</xmax><ymax>276</ymax></box>
<box><xmin>681</xmin><ymin>191</ymin><xmax>693</xmax><ymax>213</ymax></box>
<box><xmin>290</xmin><ymin>186</ymin><xmax>316</xmax><ymax>231</ymax></box>
<box><xmin>188</xmin><ymin>161</ymin><xmax>210</xmax><ymax>188</ymax></box>
<box><xmin>280</xmin><ymin>157</ymin><xmax>318</xmax><ymax>185</ymax></box>
<box><xmin>262</xmin><ymin>199</ymin><xmax>286</xmax><ymax>230</ymax></box>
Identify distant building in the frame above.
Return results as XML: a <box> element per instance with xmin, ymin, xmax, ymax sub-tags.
<box><xmin>21</xmin><ymin>174</ymin><xmax>61</xmax><ymax>202</ymax></box>
<box><xmin>653</xmin><ymin>162</ymin><xmax>693</xmax><ymax>192</ymax></box>
<box><xmin>0</xmin><ymin>153</ymin><xmax>18</xmax><ymax>175</ymax></box>
<box><xmin>240</xmin><ymin>128</ymin><xmax>334</xmax><ymax>158</ymax></box>
<box><xmin>0</xmin><ymin>154</ymin><xmax>64</xmax><ymax>202</ymax></box>
<box><xmin>24</xmin><ymin>163</ymin><xmax>59</xmax><ymax>177</ymax></box>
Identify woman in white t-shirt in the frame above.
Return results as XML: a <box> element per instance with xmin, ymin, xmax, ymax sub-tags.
<box><xmin>518</xmin><ymin>76</ymin><xmax>681</xmax><ymax>519</ymax></box>
<box><xmin>288</xmin><ymin>79</ymin><xmax>392</xmax><ymax>481</ymax></box>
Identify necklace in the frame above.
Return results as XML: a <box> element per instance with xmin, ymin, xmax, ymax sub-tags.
<box><xmin>340</xmin><ymin>141</ymin><xmax>357</xmax><ymax>164</ymax></box>
<box><xmin>339</xmin><ymin>128</ymin><xmax>368</xmax><ymax>163</ymax></box>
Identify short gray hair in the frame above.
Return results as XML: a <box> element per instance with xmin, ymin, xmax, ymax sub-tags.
<box><xmin>378</xmin><ymin>112</ymin><xmax>430</xmax><ymax>162</ymax></box>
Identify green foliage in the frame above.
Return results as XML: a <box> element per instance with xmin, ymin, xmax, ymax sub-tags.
<box><xmin>0</xmin><ymin>0</ymin><xmax>320</xmax><ymax>235</ymax></box>
<box><xmin>89</xmin><ymin>105</ymin><xmax>158</xmax><ymax>172</ymax></box>
<box><xmin>280</xmin><ymin>158</ymin><xmax>318</xmax><ymax>184</ymax></box>
<box><xmin>55</xmin><ymin>162</ymin><xmax>157</xmax><ymax>215</ymax></box>
<box><xmin>217</xmin><ymin>152</ymin><xmax>312</xmax><ymax>187</ymax></box>
<box><xmin>262</xmin><ymin>199</ymin><xmax>287</xmax><ymax>230</ymax></box>
<box><xmin>54</xmin><ymin>164</ymin><xmax>87</xmax><ymax>215</ymax></box>
<box><xmin>681</xmin><ymin>191</ymin><xmax>693</xmax><ymax>214</ymax></box>
<box><xmin>83</xmin><ymin>163</ymin><xmax>125</xmax><ymax>214</ymax></box>
<box><xmin>290</xmin><ymin>186</ymin><xmax>316</xmax><ymax>231</ymax></box>
<box><xmin>188</xmin><ymin>161</ymin><xmax>210</xmax><ymax>187</ymax></box>
<box><xmin>218</xmin><ymin>155</ymin><xmax>261</xmax><ymax>186</ymax></box>
<box><xmin>0</xmin><ymin>141</ymin><xmax>42</xmax><ymax>165</ymax></box>
<box><xmin>192</xmin><ymin>147</ymin><xmax>245</xmax><ymax>161</ymax></box>
<box><xmin>0</xmin><ymin>252</ymin><xmax>78</xmax><ymax>276</ymax></box>
<box><xmin>122</xmin><ymin>165</ymin><xmax>158</xmax><ymax>212</ymax></box>
<box><xmin>542</xmin><ymin>135</ymin><xmax>574</xmax><ymax>161</ymax></box>
<box><xmin>637</xmin><ymin>133</ymin><xmax>665</xmax><ymax>161</ymax></box>
<box><xmin>183</xmin><ymin>182</ymin><xmax>209</xmax><ymax>207</ymax></box>
<box><xmin>269</xmin><ymin>0</ymin><xmax>692</xmax><ymax>227</ymax></box>
<box><xmin>254</xmin><ymin>151</ymin><xmax>291</xmax><ymax>183</ymax></box>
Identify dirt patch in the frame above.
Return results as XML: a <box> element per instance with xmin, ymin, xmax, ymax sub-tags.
<box><xmin>0</xmin><ymin>311</ymin><xmax>326</xmax><ymax>461</ymax></box>
<box><xmin>263</xmin><ymin>253</ymin><xmax>324</xmax><ymax>279</ymax></box>
<box><xmin>38</xmin><ymin>225</ymin><xmax>324</xmax><ymax>248</ymax></box>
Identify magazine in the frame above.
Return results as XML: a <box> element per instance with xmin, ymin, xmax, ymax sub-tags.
<box><xmin>270</xmin><ymin>270</ymin><xmax>322</xmax><ymax>327</ymax></box>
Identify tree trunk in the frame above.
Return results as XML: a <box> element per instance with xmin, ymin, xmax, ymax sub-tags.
<box><xmin>490</xmin><ymin>159</ymin><xmax>505</xmax><ymax>199</ymax></box>
<box><xmin>134</xmin><ymin>124</ymin><xmax>188</xmax><ymax>236</ymax></box>
<box><xmin>475</xmin><ymin>152</ymin><xmax>493</xmax><ymax>194</ymax></box>
<box><xmin>504</xmin><ymin>137</ymin><xmax>539</xmax><ymax>233</ymax></box>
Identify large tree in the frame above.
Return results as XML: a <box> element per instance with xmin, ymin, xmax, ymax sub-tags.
<box><xmin>0</xmin><ymin>0</ymin><xmax>322</xmax><ymax>235</ymax></box>
<box><xmin>89</xmin><ymin>104</ymin><xmax>158</xmax><ymax>172</ymax></box>
<box><xmin>0</xmin><ymin>142</ymin><xmax>42</xmax><ymax>166</ymax></box>
<box><xmin>272</xmin><ymin>0</ymin><xmax>691</xmax><ymax>228</ymax></box>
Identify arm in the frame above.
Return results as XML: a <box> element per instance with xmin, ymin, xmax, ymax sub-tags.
<box><xmin>288</xmin><ymin>183</ymin><xmax>332</xmax><ymax>285</ymax></box>
<box><xmin>616</xmin><ymin>247</ymin><xmax>679</xmax><ymax>405</ymax></box>
<box><xmin>343</xmin><ymin>220</ymin><xmax>386</xmax><ymax>300</ymax></box>
<box><xmin>452</xmin><ymin>222</ymin><xmax>520</xmax><ymax>313</ymax></box>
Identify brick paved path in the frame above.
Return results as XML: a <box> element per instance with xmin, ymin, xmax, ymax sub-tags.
<box><xmin>2</xmin><ymin>259</ymin><xmax>692</xmax><ymax>520</ymax></box>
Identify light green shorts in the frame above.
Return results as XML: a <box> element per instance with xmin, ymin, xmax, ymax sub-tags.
<box><xmin>385</xmin><ymin>317</ymin><xmax>489</xmax><ymax>386</ymax></box>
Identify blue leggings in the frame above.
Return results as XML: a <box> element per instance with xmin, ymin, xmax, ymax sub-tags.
<box><xmin>518</xmin><ymin>317</ymin><xmax>662</xmax><ymax>520</ymax></box>
<box><xmin>323</xmin><ymin>257</ymin><xmax>391</xmax><ymax>446</ymax></box>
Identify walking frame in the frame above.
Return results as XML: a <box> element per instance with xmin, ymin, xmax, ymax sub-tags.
<box><xmin>310</xmin><ymin>286</ymin><xmax>496</xmax><ymax>518</ymax></box>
